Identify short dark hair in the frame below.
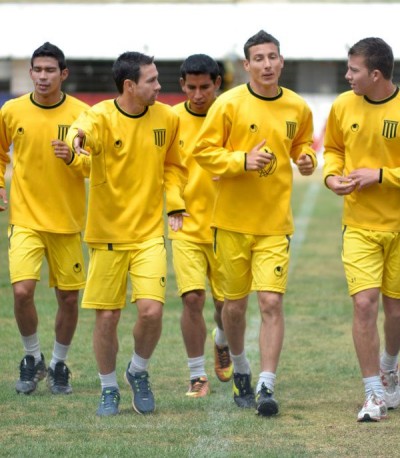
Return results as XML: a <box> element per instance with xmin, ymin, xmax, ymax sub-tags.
<box><xmin>31</xmin><ymin>42</ymin><xmax>67</xmax><ymax>71</ymax></box>
<box><xmin>112</xmin><ymin>52</ymin><xmax>154</xmax><ymax>94</ymax></box>
<box><xmin>244</xmin><ymin>30</ymin><xmax>280</xmax><ymax>60</ymax></box>
<box><xmin>180</xmin><ymin>54</ymin><xmax>220</xmax><ymax>83</ymax></box>
<box><xmin>348</xmin><ymin>37</ymin><xmax>394</xmax><ymax>80</ymax></box>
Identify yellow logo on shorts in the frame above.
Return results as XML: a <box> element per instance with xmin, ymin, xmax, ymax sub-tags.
<box><xmin>73</xmin><ymin>263</ymin><xmax>82</xmax><ymax>273</ymax></box>
<box><xmin>160</xmin><ymin>276</ymin><xmax>166</xmax><ymax>287</ymax></box>
<box><xmin>274</xmin><ymin>266</ymin><xmax>283</xmax><ymax>277</ymax></box>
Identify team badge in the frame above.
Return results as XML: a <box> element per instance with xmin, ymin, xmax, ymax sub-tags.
<box><xmin>154</xmin><ymin>129</ymin><xmax>166</xmax><ymax>147</ymax></box>
<box><xmin>286</xmin><ymin>121</ymin><xmax>296</xmax><ymax>139</ymax></box>
<box><xmin>58</xmin><ymin>125</ymin><xmax>69</xmax><ymax>141</ymax></box>
<box><xmin>382</xmin><ymin>120</ymin><xmax>398</xmax><ymax>139</ymax></box>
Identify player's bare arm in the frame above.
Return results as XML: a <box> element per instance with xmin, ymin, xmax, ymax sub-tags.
<box><xmin>325</xmin><ymin>175</ymin><xmax>356</xmax><ymax>196</ymax></box>
<box><xmin>0</xmin><ymin>187</ymin><xmax>8</xmax><ymax>211</ymax></box>
<box><xmin>347</xmin><ymin>168</ymin><xmax>380</xmax><ymax>190</ymax></box>
<box><xmin>296</xmin><ymin>153</ymin><xmax>315</xmax><ymax>176</ymax></box>
<box><xmin>245</xmin><ymin>139</ymin><xmax>273</xmax><ymax>171</ymax></box>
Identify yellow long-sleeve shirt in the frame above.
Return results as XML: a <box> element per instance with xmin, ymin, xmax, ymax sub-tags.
<box><xmin>323</xmin><ymin>88</ymin><xmax>400</xmax><ymax>231</ymax></box>
<box><xmin>66</xmin><ymin>99</ymin><xmax>187</xmax><ymax>245</ymax></box>
<box><xmin>193</xmin><ymin>83</ymin><xmax>316</xmax><ymax>235</ymax></box>
<box><xmin>169</xmin><ymin>101</ymin><xmax>217</xmax><ymax>243</ymax></box>
<box><xmin>0</xmin><ymin>93</ymin><xmax>90</xmax><ymax>233</ymax></box>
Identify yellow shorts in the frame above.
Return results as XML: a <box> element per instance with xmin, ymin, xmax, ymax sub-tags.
<box><xmin>82</xmin><ymin>237</ymin><xmax>167</xmax><ymax>310</ymax></box>
<box><xmin>342</xmin><ymin>226</ymin><xmax>400</xmax><ymax>297</ymax></box>
<box><xmin>214</xmin><ymin>228</ymin><xmax>290</xmax><ymax>300</ymax></box>
<box><xmin>8</xmin><ymin>225</ymin><xmax>86</xmax><ymax>290</ymax></box>
<box><xmin>171</xmin><ymin>239</ymin><xmax>224</xmax><ymax>301</ymax></box>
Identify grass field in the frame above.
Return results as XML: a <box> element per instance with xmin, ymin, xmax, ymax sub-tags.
<box><xmin>0</xmin><ymin>169</ymin><xmax>397</xmax><ymax>457</ymax></box>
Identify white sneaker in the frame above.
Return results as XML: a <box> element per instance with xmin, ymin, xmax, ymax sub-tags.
<box><xmin>381</xmin><ymin>368</ymin><xmax>400</xmax><ymax>409</ymax></box>
<box><xmin>357</xmin><ymin>393</ymin><xmax>387</xmax><ymax>422</ymax></box>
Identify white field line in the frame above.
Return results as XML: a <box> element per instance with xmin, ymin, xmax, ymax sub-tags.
<box><xmin>188</xmin><ymin>181</ymin><xmax>321</xmax><ymax>456</ymax></box>
<box><xmin>247</xmin><ymin>180</ymin><xmax>322</xmax><ymax>351</ymax></box>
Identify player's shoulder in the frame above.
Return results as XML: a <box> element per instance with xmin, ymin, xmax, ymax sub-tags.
<box><xmin>171</xmin><ymin>101</ymin><xmax>186</xmax><ymax>115</ymax></box>
<box><xmin>152</xmin><ymin>101</ymin><xmax>179</xmax><ymax>119</ymax></box>
<box><xmin>1</xmin><ymin>93</ymin><xmax>30</xmax><ymax>111</ymax></box>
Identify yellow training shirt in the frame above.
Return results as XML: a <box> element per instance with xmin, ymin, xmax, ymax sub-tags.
<box><xmin>67</xmin><ymin>99</ymin><xmax>187</xmax><ymax>245</ymax></box>
<box><xmin>0</xmin><ymin>93</ymin><xmax>90</xmax><ymax>233</ymax></box>
<box><xmin>193</xmin><ymin>83</ymin><xmax>316</xmax><ymax>235</ymax></box>
<box><xmin>323</xmin><ymin>88</ymin><xmax>400</xmax><ymax>231</ymax></box>
<box><xmin>169</xmin><ymin>101</ymin><xmax>217</xmax><ymax>243</ymax></box>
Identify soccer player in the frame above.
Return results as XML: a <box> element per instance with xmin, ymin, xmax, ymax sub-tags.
<box><xmin>0</xmin><ymin>42</ymin><xmax>90</xmax><ymax>395</ymax></box>
<box><xmin>66</xmin><ymin>51</ymin><xmax>187</xmax><ymax>417</ymax></box>
<box><xmin>323</xmin><ymin>37</ymin><xmax>400</xmax><ymax>422</ymax></box>
<box><xmin>193</xmin><ymin>30</ymin><xmax>317</xmax><ymax>416</ymax></box>
<box><xmin>170</xmin><ymin>54</ymin><xmax>233</xmax><ymax>398</ymax></box>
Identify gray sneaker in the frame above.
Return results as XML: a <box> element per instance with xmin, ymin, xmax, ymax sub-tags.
<box><xmin>96</xmin><ymin>387</ymin><xmax>120</xmax><ymax>417</ymax></box>
<box><xmin>255</xmin><ymin>383</ymin><xmax>279</xmax><ymax>416</ymax></box>
<box><xmin>15</xmin><ymin>353</ymin><xmax>47</xmax><ymax>394</ymax></box>
<box><xmin>125</xmin><ymin>363</ymin><xmax>155</xmax><ymax>414</ymax></box>
<box><xmin>47</xmin><ymin>362</ymin><xmax>72</xmax><ymax>394</ymax></box>
<box><xmin>232</xmin><ymin>372</ymin><xmax>255</xmax><ymax>408</ymax></box>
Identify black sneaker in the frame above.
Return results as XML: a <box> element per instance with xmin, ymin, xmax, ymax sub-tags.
<box><xmin>125</xmin><ymin>363</ymin><xmax>155</xmax><ymax>414</ymax></box>
<box><xmin>15</xmin><ymin>353</ymin><xmax>47</xmax><ymax>394</ymax></box>
<box><xmin>256</xmin><ymin>383</ymin><xmax>279</xmax><ymax>416</ymax></box>
<box><xmin>232</xmin><ymin>372</ymin><xmax>255</xmax><ymax>408</ymax></box>
<box><xmin>47</xmin><ymin>362</ymin><xmax>72</xmax><ymax>394</ymax></box>
<box><xmin>96</xmin><ymin>387</ymin><xmax>120</xmax><ymax>417</ymax></box>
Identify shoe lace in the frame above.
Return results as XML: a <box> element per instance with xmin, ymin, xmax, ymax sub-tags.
<box><xmin>20</xmin><ymin>358</ymin><xmax>35</xmax><ymax>381</ymax></box>
<box><xmin>53</xmin><ymin>364</ymin><xmax>71</xmax><ymax>386</ymax></box>
<box><xmin>102</xmin><ymin>389</ymin><xmax>119</xmax><ymax>406</ymax></box>
<box><xmin>134</xmin><ymin>374</ymin><xmax>151</xmax><ymax>397</ymax></box>
<box><xmin>235</xmin><ymin>374</ymin><xmax>251</xmax><ymax>395</ymax></box>
<box><xmin>191</xmin><ymin>378</ymin><xmax>207</xmax><ymax>393</ymax></box>
<box><xmin>216</xmin><ymin>346</ymin><xmax>231</xmax><ymax>369</ymax></box>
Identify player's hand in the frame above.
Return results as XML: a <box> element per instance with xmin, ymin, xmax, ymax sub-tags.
<box><xmin>325</xmin><ymin>175</ymin><xmax>356</xmax><ymax>195</ymax></box>
<box><xmin>347</xmin><ymin>168</ymin><xmax>379</xmax><ymax>190</ymax></box>
<box><xmin>245</xmin><ymin>140</ymin><xmax>273</xmax><ymax>171</ymax></box>
<box><xmin>296</xmin><ymin>154</ymin><xmax>314</xmax><ymax>176</ymax></box>
<box><xmin>168</xmin><ymin>212</ymin><xmax>190</xmax><ymax>232</ymax></box>
<box><xmin>0</xmin><ymin>187</ymin><xmax>8</xmax><ymax>211</ymax></box>
<box><xmin>73</xmin><ymin>128</ymin><xmax>90</xmax><ymax>156</ymax></box>
<box><xmin>52</xmin><ymin>140</ymin><xmax>73</xmax><ymax>164</ymax></box>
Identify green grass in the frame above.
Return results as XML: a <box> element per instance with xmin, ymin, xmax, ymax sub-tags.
<box><xmin>0</xmin><ymin>169</ymin><xmax>397</xmax><ymax>457</ymax></box>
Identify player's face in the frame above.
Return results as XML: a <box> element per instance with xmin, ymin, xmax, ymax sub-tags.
<box><xmin>29</xmin><ymin>56</ymin><xmax>68</xmax><ymax>103</ymax></box>
<box><xmin>345</xmin><ymin>55</ymin><xmax>375</xmax><ymax>97</ymax></box>
<box><xmin>135</xmin><ymin>63</ymin><xmax>161</xmax><ymax>106</ymax></box>
<box><xmin>180</xmin><ymin>73</ymin><xmax>221</xmax><ymax>115</ymax></box>
<box><xmin>244</xmin><ymin>43</ymin><xmax>284</xmax><ymax>97</ymax></box>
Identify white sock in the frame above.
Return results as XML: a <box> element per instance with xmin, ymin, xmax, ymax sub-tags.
<box><xmin>188</xmin><ymin>355</ymin><xmax>206</xmax><ymax>380</ymax></box>
<box><xmin>214</xmin><ymin>327</ymin><xmax>227</xmax><ymax>347</ymax></box>
<box><xmin>230</xmin><ymin>350</ymin><xmax>251</xmax><ymax>375</ymax></box>
<box><xmin>21</xmin><ymin>333</ymin><xmax>41</xmax><ymax>364</ymax></box>
<box><xmin>129</xmin><ymin>352</ymin><xmax>149</xmax><ymax>375</ymax></box>
<box><xmin>50</xmin><ymin>341</ymin><xmax>70</xmax><ymax>370</ymax></box>
<box><xmin>256</xmin><ymin>371</ymin><xmax>276</xmax><ymax>393</ymax></box>
<box><xmin>380</xmin><ymin>349</ymin><xmax>398</xmax><ymax>373</ymax></box>
<box><xmin>99</xmin><ymin>371</ymin><xmax>119</xmax><ymax>390</ymax></box>
<box><xmin>363</xmin><ymin>375</ymin><xmax>384</xmax><ymax>399</ymax></box>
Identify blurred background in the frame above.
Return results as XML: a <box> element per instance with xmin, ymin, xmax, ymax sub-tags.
<box><xmin>1</xmin><ymin>0</ymin><xmax>399</xmax><ymax>153</ymax></box>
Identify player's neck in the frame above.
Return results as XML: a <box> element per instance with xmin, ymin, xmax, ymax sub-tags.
<box><xmin>32</xmin><ymin>91</ymin><xmax>63</xmax><ymax>106</ymax></box>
